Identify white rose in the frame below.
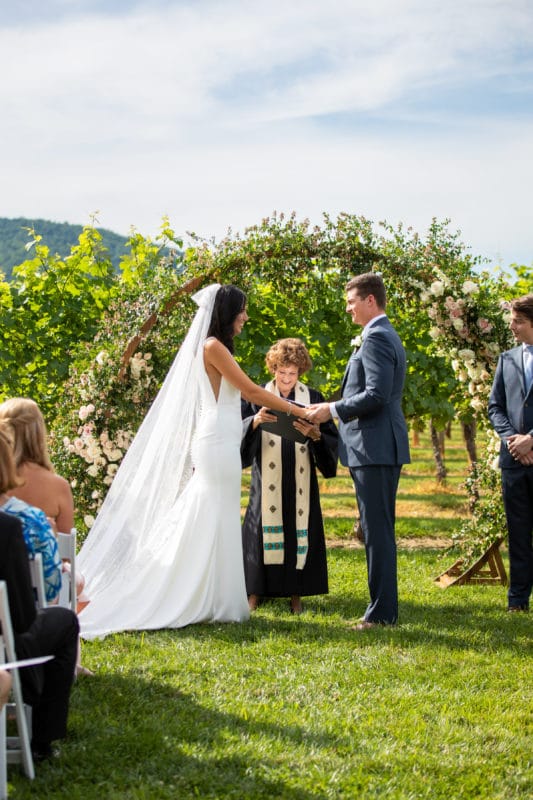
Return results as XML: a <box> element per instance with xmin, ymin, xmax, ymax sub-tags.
<box><xmin>462</xmin><ymin>280</ymin><xmax>479</xmax><ymax>294</ymax></box>
<box><xmin>87</xmin><ymin>464</ymin><xmax>99</xmax><ymax>477</ymax></box>
<box><xmin>430</xmin><ymin>281</ymin><xmax>445</xmax><ymax>297</ymax></box>
<box><xmin>452</xmin><ymin>318</ymin><xmax>464</xmax><ymax>331</ymax></box>
<box><xmin>95</xmin><ymin>351</ymin><xmax>109</xmax><ymax>365</ymax></box>
<box><xmin>458</xmin><ymin>349</ymin><xmax>476</xmax><ymax>362</ymax></box>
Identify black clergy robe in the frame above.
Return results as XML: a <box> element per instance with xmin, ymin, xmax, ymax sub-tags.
<box><xmin>241</xmin><ymin>386</ymin><xmax>338</xmax><ymax>598</ymax></box>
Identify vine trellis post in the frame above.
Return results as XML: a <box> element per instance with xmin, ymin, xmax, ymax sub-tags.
<box><xmin>117</xmin><ymin>274</ymin><xmax>209</xmax><ymax>379</ymax></box>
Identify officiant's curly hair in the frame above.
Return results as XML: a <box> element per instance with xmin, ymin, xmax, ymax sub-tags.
<box><xmin>207</xmin><ymin>285</ymin><xmax>247</xmax><ymax>354</ymax></box>
<box><xmin>265</xmin><ymin>338</ymin><xmax>312</xmax><ymax>376</ymax></box>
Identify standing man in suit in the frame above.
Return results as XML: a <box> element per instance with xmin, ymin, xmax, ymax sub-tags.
<box><xmin>488</xmin><ymin>294</ymin><xmax>533</xmax><ymax>612</ymax></box>
<box><xmin>307</xmin><ymin>272</ymin><xmax>410</xmax><ymax>629</ymax></box>
<box><xmin>0</xmin><ymin>510</ymin><xmax>79</xmax><ymax>761</ymax></box>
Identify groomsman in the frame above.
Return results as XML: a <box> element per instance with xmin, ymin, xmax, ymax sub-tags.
<box><xmin>307</xmin><ymin>272</ymin><xmax>410</xmax><ymax>628</ymax></box>
<box><xmin>488</xmin><ymin>294</ymin><xmax>533</xmax><ymax>612</ymax></box>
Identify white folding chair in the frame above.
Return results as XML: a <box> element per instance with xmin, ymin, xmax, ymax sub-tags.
<box><xmin>56</xmin><ymin>529</ymin><xmax>77</xmax><ymax>613</ymax></box>
<box><xmin>0</xmin><ymin>581</ymin><xmax>34</xmax><ymax>798</ymax></box>
<box><xmin>27</xmin><ymin>554</ymin><xmax>47</xmax><ymax>610</ymax></box>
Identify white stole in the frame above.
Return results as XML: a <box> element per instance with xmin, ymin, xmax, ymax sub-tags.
<box><xmin>261</xmin><ymin>380</ymin><xmax>311</xmax><ymax>570</ymax></box>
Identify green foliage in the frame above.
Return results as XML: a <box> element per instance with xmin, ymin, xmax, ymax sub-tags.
<box><xmin>452</xmin><ymin>433</ymin><xmax>508</xmax><ymax>565</ymax></box>
<box><xmin>237</xmin><ymin>271</ymin><xmax>351</xmax><ymax>397</ymax></box>
<box><xmin>0</xmin><ymin>216</ymin><xmax>129</xmax><ymax>278</ymax></box>
<box><xmin>510</xmin><ymin>263</ymin><xmax>533</xmax><ymax>297</ymax></box>
<box><xmin>0</xmin><ymin>225</ymin><xmax>116</xmax><ymax>414</ymax></box>
<box><xmin>49</xmin><ymin>222</ymin><xmax>189</xmax><ymax>528</ymax></box>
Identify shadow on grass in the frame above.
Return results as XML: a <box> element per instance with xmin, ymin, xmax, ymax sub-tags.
<box><xmin>9</xmin><ymin>674</ymin><xmax>335</xmax><ymax>800</ymax></box>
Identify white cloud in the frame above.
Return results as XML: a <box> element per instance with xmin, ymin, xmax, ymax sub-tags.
<box><xmin>1</xmin><ymin>0</ymin><xmax>532</xmax><ymax>267</ymax></box>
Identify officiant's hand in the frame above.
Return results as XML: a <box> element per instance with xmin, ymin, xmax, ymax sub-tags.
<box><xmin>293</xmin><ymin>418</ymin><xmax>321</xmax><ymax>442</ymax></box>
<box><xmin>252</xmin><ymin>407</ymin><xmax>277</xmax><ymax>430</ymax></box>
<box><xmin>306</xmin><ymin>403</ymin><xmax>332</xmax><ymax>424</ymax></box>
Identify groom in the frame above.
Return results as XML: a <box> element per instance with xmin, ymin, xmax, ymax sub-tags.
<box><xmin>307</xmin><ymin>272</ymin><xmax>410</xmax><ymax>629</ymax></box>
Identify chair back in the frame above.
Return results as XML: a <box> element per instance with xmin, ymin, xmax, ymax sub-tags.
<box><xmin>0</xmin><ymin>581</ymin><xmax>35</xmax><ymax>792</ymax></box>
<box><xmin>56</xmin><ymin>529</ymin><xmax>77</xmax><ymax>613</ymax></box>
<box><xmin>27</xmin><ymin>554</ymin><xmax>47</xmax><ymax>610</ymax></box>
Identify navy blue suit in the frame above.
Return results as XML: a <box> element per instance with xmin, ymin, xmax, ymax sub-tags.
<box><xmin>488</xmin><ymin>345</ymin><xmax>533</xmax><ymax>608</ymax></box>
<box><xmin>336</xmin><ymin>316</ymin><xmax>410</xmax><ymax>624</ymax></box>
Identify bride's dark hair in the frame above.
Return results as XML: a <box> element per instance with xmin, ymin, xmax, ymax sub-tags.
<box><xmin>207</xmin><ymin>285</ymin><xmax>247</xmax><ymax>353</ymax></box>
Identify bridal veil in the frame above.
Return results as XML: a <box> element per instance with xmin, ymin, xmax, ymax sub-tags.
<box><xmin>78</xmin><ymin>283</ymin><xmax>221</xmax><ymax>596</ymax></box>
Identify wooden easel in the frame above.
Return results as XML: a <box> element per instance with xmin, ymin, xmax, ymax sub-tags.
<box><xmin>434</xmin><ymin>537</ymin><xmax>508</xmax><ymax>588</ymax></box>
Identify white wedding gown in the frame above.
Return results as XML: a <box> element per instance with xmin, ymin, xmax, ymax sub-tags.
<box><xmin>78</xmin><ymin>369</ymin><xmax>250</xmax><ymax>639</ymax></box>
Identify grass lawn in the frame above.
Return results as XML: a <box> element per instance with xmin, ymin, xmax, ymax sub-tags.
<box><xmin>8</xmin><ymin>432</ymin><xmax>532</xmax><ymax>799</ymax></box>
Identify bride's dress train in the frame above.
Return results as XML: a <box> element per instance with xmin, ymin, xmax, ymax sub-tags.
<box><xmin>78</xmin><ymin>369</ymin><xmax>249</xmax><ymax>640</ymax></box>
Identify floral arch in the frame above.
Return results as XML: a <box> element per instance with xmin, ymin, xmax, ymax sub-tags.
<box><xmin>49</xmin><ymin>214</ymin><xmax>518</xmax><ymax>563</ymax></box>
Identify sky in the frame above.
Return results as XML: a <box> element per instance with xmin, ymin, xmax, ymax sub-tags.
<box><xmin>1</xmin><ymin>0</ymin><xmax>533</xmax><ymax>270</ymax></box>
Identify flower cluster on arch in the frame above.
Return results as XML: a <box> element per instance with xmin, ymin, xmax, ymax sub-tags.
<box><xmin>410</xmin><ymin>267</ymin><xmax>512</xmax><ymax>419</ymax></box>
<box><xmin>56</xmin><ymin>349</ymin><xmax>157</xmax><ymax>529</ymax></box>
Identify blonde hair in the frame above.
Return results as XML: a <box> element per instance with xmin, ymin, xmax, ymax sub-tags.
<box><xmin>0</xmin><ymin>428</ymin><xmax>22</xmax><ymax>493</ymax></box>
<box><xmin>0</xmin><ymin>398</ymin><xmax>53</xmax><ymax>471</ymax></box>
<box><xmin>265</xmin><ymin>338</ymin><xmax>312</xmax><ymax>376</ymax></box>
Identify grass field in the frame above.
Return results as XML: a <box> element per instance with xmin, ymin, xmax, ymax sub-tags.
<box><xmin>7</xmin><ymin>431</ymin><xmax>532</xmax><ymax>799</ymax></box>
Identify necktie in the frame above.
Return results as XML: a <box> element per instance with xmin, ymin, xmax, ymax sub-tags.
<box><xmin>525</xmin><ymin>345</ymin><xmax>533</xmax><ymax>390</ymax></box>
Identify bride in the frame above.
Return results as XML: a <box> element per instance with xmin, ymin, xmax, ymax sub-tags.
<box><xmin>78</xmin><ymin>283</ymin><xmax>309</xmax><ymax>638</ymax></box>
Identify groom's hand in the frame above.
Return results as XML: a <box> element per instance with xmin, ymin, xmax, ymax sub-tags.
<box><xmin>306</xmin><ymin>403</ymin><xmax>332</xmax><ymax>423</ymax></box>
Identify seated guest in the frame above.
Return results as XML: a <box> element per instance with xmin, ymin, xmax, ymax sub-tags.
<box><xmin>0</xmin><ymin>428</ymin><xmax>62</xmax><ymax>604</ymax></box>
<box><xmin>0</xmin><ymin>403</ymin><xmax>91</xmax><ymax>674</ymax></box>
<box><xmin>0</xmin><ymin>398</ymin><xmax>74</xmax><ymax>535</ymax></box>
<box><xmin>0</xmin><ymin>398</ymin><xmax>87</xmax><ymax>601</ymax></box>
<box><xmin>241</xmin><ymin>338</ymin><xmax>338</xmax><ymax>614</ymax></box>
<box><xmin>0</xmin><ymin>510</ymin><xmax>79</xmax><ymax>761</ymax></box>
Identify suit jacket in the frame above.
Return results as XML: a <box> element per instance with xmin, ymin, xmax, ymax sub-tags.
<box><xmin>335</xmin><ymin>317</ymin><xmax>410</xmax><ymax>468</ymax></box>
<box><xmin>0</xmin><ymin>510</ymin><xmax>44</xmax><ymax>699</ymax></box>
<box><xmin>488</xmin><ymin>345</ymin><xmax>533</xmax><ymax>469</ymax></box>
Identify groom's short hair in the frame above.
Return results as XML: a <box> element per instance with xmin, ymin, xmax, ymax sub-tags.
<box><xmin>346</xmin><ymin>273</ymin><xmax>386</xmax><ymax>309</ymax></box>
<box><xmin>510</xmin><ymin>294</ymin><xmax>533</xmax><ymax>324</ymax></box>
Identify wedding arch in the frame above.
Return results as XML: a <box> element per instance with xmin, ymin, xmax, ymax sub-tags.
<box><xmin>46</xmin><ymin>213</ymin><xmax>517</xmax><ymax>569</ymax></box>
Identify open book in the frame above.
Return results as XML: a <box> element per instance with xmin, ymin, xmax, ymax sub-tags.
<box><xmin>260</xmin><ymin>401</ymin><xmax>308</xmax><ymax>443</ymax></box>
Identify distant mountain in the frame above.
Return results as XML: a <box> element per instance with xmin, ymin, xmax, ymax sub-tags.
<box><xmin>0</xmin><ymin>217</ymin><xmax>129</xmax><ymax>280</ymax></box>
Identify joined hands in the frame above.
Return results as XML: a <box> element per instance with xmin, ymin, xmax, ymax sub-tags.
<box><xmin>507</xmin><ymin>434</ymin><xmax>533</xmax><ymax>466</ymax></box>
<box><xmin>305</xmin><ymin>403</ymin><xmax>332</xmax><ymax>424</ymax></box>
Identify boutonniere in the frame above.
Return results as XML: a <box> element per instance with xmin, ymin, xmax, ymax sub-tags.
<box><xmin>351</xmin><ymin>335</ymin><xmax>362</xmax><ymax>350</ymax></box>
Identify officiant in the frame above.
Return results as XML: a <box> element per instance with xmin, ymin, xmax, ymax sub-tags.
<box><xmin>241</xmin><ymin>338</ymin><xmax>338</xmax><ymax>614</ymax></box>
